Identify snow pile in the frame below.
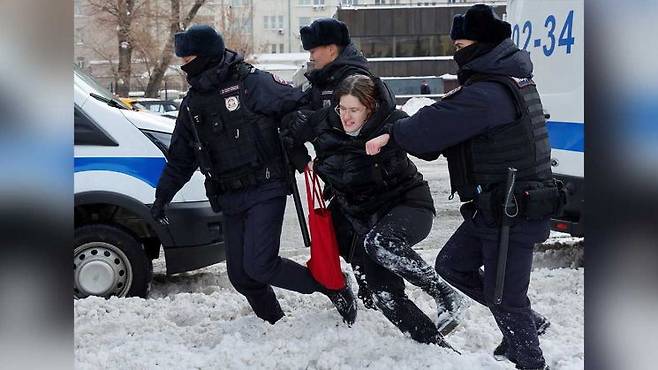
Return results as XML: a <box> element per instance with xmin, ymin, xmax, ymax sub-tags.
<box><xmin>401</xmin><ymin>97</ymin><xmax>437</xmax><ymax>116</ymax></box>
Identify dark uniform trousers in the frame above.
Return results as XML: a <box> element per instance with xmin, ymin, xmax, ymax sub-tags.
<box><xmin>332</xmin><ymin>203</ymin><xmax>443</xmax><ymax>344</ymax></box>
<box><xmin>435</xmin><ymin>202</ymin><xmax>549</xmax><ymax>368</ymax></box>
<box><xmin>220</xmin><ymin>181</ymin><xmax>322</xmax><ymax>324</ymax></box>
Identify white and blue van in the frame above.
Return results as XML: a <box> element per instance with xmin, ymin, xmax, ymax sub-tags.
<box><xmin>74</xmin><ymin>66</ymin><xmax>224</xmax><ymax>298</ymax></box>
<box><xmin>506</xmin><ymin>0</ymin><xmax>584</xmax><ymax>236</ymax></box>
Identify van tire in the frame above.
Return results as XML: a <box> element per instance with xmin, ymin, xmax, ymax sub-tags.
<box><xmin>74</xmin><ymin>224</ymin><xmax>152</xmax><ymax>298</ymax></box>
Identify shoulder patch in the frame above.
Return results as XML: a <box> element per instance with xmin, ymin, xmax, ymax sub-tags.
<box><xmin>441</xmin><ymin>86</ymin><xmax>463</xmax><ymax>100</ymax></box>
<box><xmin>510</xmin><ymin>77</ymin><xmax>536</xmax><ymax>88</ymax></box>
<box><xmin>272</xmin><ymin>73</ymin><xmax>292</xmax><ymax>86</ymax></box>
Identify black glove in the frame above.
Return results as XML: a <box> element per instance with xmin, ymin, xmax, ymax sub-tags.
<box><xmin>287</xmin><ymin>110</ymin><xmax>316</xmax><ymax>142</ymax></box>
<box><xmin>150</xmin><ymin>198</ymin><xmax>170</xmax><ymax>225</ymax></box>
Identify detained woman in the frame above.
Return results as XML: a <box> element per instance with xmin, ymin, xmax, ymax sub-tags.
<box><xmin>282</xmin><ymin>74</ymin><xmax>464</xmax><ymax>347</ymax></box>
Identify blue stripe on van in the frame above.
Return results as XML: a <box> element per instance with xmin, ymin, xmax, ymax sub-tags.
<box><xmin>546</xmin><ymin>121</ymin><xmax>584</xmax><ymax>152</ymax></box>
<box><xmin>74</xmin><ymin>157</ymin><xmax>166</xmax><ymax>187</ymax></box>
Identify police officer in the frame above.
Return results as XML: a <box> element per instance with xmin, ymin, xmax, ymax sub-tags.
<box><xmin>365</xmin><ymin>5</ymin><xmax>561</xmax><ymax>370</ymax></box>
<box><xmin>297</xmin><ymin>18</ymin><xmax>380</xmax><ymax>309</ymax></box>
<box><xmin>300</xmin><ymin>18</ymin><xmax>372</xmax><ymax>110</ymax></box>
<box><xmin>150</xmin><ymin>25</ymin><xmax>357</xmax><ymax>326</ymax></box>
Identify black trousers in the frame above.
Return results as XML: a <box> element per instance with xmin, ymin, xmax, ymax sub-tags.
<box><xmin>435</xmin><ymin>202</ymin><xmax>549</xmax><ymax>369</ymax></box>
<box><xmin>332</xmin><ymin>203</ymin><xmax>443</xmax><ymax>344</ymax></box>
<box><xmin>220</xmin><ymin>181</ymin><xmax>322</xmax><ymax>324</ymax></box>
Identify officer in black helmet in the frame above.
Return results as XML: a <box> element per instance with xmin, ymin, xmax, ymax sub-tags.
<box><xmin>365</xmin><ymin>5</ymin><xmax>564</xmax><ymax>370</ymax></box>
<box><xmin>150</xmin><ymin>24</ymin><xmax>357</xmax><ymax>326</ymax></box>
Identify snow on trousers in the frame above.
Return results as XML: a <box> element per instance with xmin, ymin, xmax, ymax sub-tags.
<box><xmin>333</xmin><ymin>203</ymin><xmax>446</xmax><ymax>344</ymax></box>
<box><xmin>435</xmin><ymin>202</ymin><xmax>549</xmax><ymax>369</ymax></box>
<box><xmin>220</xmin><ymin>181</ymin><xmax>323</xmax><ymax>324</ymax></box>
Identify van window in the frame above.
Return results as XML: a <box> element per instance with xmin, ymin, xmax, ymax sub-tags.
<box><xmin>74</xmin><ymin>106</ymin><xmax>118</xmax><ymax>146</ymax></box>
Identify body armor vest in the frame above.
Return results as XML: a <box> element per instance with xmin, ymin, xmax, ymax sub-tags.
<box><xmin>443</xmin><ymin>74</ymin><xmax>552</xmax><ymax>201</ymax></box>
<box><xmin>186</xmin><ymin>63</ymin><xmax>285</xmax><ymax>193</ymax></box>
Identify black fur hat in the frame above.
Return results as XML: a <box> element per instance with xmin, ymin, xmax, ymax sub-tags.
<box><xmin>300</xmin><ymin>18</ymin><xmax>350</xmax><ymax>50</ymax></box>
<box><xmin>175</xmin><ymin>25</ymin><xmax>225</xmax><ymax>58</ymax></box>
<box><xmin>450</xmin><ymin>4</ymin><xmax>511</xmax><ymax>44</ymax></box>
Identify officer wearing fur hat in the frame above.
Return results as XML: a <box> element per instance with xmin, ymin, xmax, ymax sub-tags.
<box><xmin>291</xmin><ymin>17</ymin><xmax>380</xmax><ymax>310</ymax></box>
<box><xmin>365</xmin><ymin>4</ymin><xmax>565</xmax><ymax>370</ymax></box>
<box><xmin>150</xmin><ymin>25</ymin><xmax>357</xmax><ymax>326</ymax></box>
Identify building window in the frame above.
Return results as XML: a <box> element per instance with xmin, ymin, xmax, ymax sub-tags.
<box><xmin>74</xmin><ymin>0</ymin><xmax>82</xmax><ymax>15</ymax></box>
<box><xmin>355</xmin><ymin>37</ymin><xmax>393</xmax><ymax>58</ymax></box>
<box><xmin>375</xmin><ymin>0</ymin><xmax>386</xmax><ymax>5</ymax></box>
<box><xmin>75</xmin><ymin>28</ymin><xmax>84</xmax><ymax>45</ymax></box>
<box><xmin>265</xmin><ymin>16</ymin><xmax>284</xmax><ymax>30</ymax></box>
<box><xmin>299</xmin><ymin>17</ymin><xmax>311</xmax><ymax>29</ymax></box>
<box><xmin>300</xmin><ymin>0</ymin><xmax>325</xmax><ymax>5</ymax></box>
<box><xmin>271</xmin><ymin>44</ymin><xmax>277</xmax><ymax>53</ymax></box>
<box><xmin>279</xmin><ymin>43</ymin><xmax>284</xmax><ymax>53</ymax></box>
<box><xmin>395</xmin><ymin>35</ymin><xmax>432</xmax><ymax>57</ymax></box>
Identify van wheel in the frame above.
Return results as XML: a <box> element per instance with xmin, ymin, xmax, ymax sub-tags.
<box><xmin>74</xmin><ymin>224</ymin><xmax>152</xmax><ymax>299</ymax></box>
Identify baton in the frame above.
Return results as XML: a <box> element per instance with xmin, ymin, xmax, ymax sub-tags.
<box><xmin>278</xmin><ymin>130</ymin><xmax>311</xmax><ymax>248</ymax></box>
<box><xmin>494</xmin><ymin>167</ymin><xmax>517</xmax><ymax>305</ymax></box>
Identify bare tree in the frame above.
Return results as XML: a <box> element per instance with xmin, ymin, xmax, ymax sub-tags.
<box><xmin>87</xmin><ymin>0</ymin><xmax>149</xmax><ymax>96</ymax></box>
<box><xmin>220</xmin><ymin>3</ymin><xmax>256</xmax><ymax>57</ymax></box>
<box><xmin>144</xmin><ymin>0</ymin><xmax>206</xmax><ymax>98</ymax></box>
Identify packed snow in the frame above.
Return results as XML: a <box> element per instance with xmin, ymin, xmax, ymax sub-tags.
<box><xmin>75</xmin><ymin>156</ymin><xmax>583</xmax><ymax>370</ymax></box>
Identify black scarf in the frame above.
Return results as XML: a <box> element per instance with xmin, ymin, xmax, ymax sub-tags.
<box><xmin>181</xmin><ymin>55</ymin><xmax>221</xmax><ymax>78</ymax></box>
<box><xmin>454</xmin><ymin>42</ymin><xmax>497</xmax><ymax>84</ymax></box>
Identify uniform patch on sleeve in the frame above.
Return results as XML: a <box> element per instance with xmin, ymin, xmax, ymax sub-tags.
<box><xmin>510</xmin><ymin>77</ymin><xmax>536</xmax><ymax>88</ymax></box>
<box><xmin>272</xmin><ymin>73</ymin><xmax>292</xmax><ymax>86</ymax></box>
<box><xmin>441</xmin><ymin>86</ymin><xmax>462</xmax><ymax>100</ymax></box>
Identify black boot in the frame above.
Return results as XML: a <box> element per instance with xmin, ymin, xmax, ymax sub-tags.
<box><xmin>356</xmin><ymin>279</ymin><xmax>377</xmax><ymax>310</ymax></box>
<box><xmin>323</xmin><ymin>283</ymin><xmax>357</xmax><ymax>326</ymax></box>
<box><xmin>494</xmin><ymin>311</ymin><xmax>550</xmax><ymax>361</ymax></box>
<box><xmin>429</xmin><ymin>332</ymin><xmax>461</xmax><ymax>355</ymax></box>
<box><xmin>435</xmin><ymin>282</ymin><xmax>466</xmax><ymax>336</ymax></box>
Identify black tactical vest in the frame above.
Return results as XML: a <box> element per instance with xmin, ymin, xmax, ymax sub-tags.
<box><xmin>186</xmin><ymin>64</ymin><xmax>285</xmax><ymax>192</ymax></box>
<box><xmin>443</xmin><ymin>74</ymin><xmax>552</xmax><ymax>201</ymax></box>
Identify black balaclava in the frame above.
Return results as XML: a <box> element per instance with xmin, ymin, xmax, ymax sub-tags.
<box><xmin>181</xmin><ymin>55</ymin><xmax>216</xmax><ymax>78</ymax></box>
<box><xmin>454</xmin><ymin>42</ymin><xmax>497</xmax><ymax>84</ymax></box>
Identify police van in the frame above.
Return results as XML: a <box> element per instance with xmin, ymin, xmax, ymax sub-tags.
<box><xmin>506</xmin><ymin>0</ymin><xmax>584</xmax><ymax>236</ymax></box>
<box><xmin>74</xmin><ymin>66</ymin><xmax>224</xmax><ymax>298</ymax></box>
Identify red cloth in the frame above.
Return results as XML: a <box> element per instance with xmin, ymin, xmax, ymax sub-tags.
<box><xmin>304</xmin><ymin>166</ymin><xmax>346</xmax><ymax>290</ymax></box>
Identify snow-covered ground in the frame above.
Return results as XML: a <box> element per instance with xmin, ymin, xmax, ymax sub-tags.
<box><xmin>74</xmin><ymin>156</ymin><xmax>583</xmax><ymax>370</ymax></box>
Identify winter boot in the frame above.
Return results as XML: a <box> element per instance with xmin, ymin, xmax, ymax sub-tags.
<box><xmin>323</xmin><ymin>281</ymin><xmax>358</xmax><ymax>326</ymax></box>
<box><xmin>429</xmin><ymin>332</ymin><xmax>461</xmax><ymax>355</ymax></box>
<box><xmin>494</xmin><ymin>311</ymin><xmax>550</xmax><ymax>361</ymax></box>
<box><xmin>435</xmin><ymin>282</ymin><xmax>467</xmax><ymax>336</ymax></box>
<box><xmin>516</xmin><ymin>365</ymin><xmax>550</xmax><ymax>370</ymax></box>
<box><xmin>356</xmin><ymin>279</ymin><xmax>377</xmax><ymax>310</ymax></box>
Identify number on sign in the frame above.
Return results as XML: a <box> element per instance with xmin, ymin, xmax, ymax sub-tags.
<box><xmin>512</xmin><ymin>24</ymin><xmax>520</xmax><ymax>48</ymax></box>
<box><xmin>543</xmin><ymin>15</ymin><xmax>556</xmax><ymax>56</ymax></box>
<box><xmin>559</xmin><ymin>10</ymin><xmax>575</xmax><ymax>54</ymax></box>
<box><xmin>522</xmin><ymin>20</ymin><xmax>532</xmax><ymax>50</ymax></box>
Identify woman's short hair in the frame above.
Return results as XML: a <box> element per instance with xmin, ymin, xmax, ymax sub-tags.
<box><xmin>335</xmin><ymin>74</ymin><xmax>379</xmax><ymax>114</ymax></box>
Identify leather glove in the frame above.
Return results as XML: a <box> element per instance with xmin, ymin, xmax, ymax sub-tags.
<box><xmin>150</xmin><ymin>198</ymin><xmax>170</xmax><ymax>225</ymax></box>
<box><xmin>289</xmin><ymin>110</ymin><xmax>315</xmax><ymax>142</ymax></box>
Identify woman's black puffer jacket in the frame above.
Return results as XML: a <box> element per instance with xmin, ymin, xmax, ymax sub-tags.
<box><xmin>285</xmin><ymin>77</ymin><xmax>435</xmax><ymax>227</ymax></box>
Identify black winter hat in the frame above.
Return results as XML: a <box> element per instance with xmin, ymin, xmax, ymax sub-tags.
<box><xmin>175</xmin><ymin>25</ymin><xmax>225</xmax><ymax>58</ymax></box>
<box><xmin>300</xmin><ymin>18</ymin><xmax>350</xmax><ymax>50</ymax></box>
<box><xmin>450</xmin><ymin>4</ymin><xmax>511</xmax><ymax>44</ymax></box>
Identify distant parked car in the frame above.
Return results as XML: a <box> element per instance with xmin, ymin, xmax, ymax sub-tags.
<box><xmin>133</xmin><ymin>98</ymin><xmax>180</xmax><ymax>114</ymax></box>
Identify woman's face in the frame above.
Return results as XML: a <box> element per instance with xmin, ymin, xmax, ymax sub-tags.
<box><xmin>337</xmin><ymin>94</ymin><xmax>370</xmax><ymax>134</ymax></box>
